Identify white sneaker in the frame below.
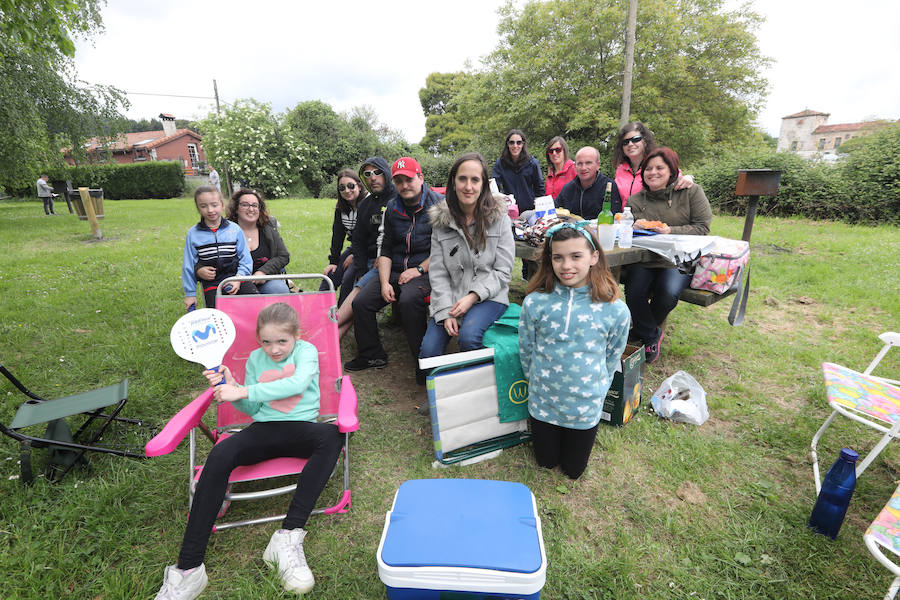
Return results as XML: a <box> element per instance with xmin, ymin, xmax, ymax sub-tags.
<box><xmin>154</xmin><ymin>563</ymin><xmax>208</xmax><ymax>600</ymax></box>
<box><xmin>263</xmin><ymin>528</ymin><xmax>315</xmax><ymax>594</ymax></box>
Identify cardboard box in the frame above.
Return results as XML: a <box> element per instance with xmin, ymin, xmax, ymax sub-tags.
<box><xmin>600</xmin><ymin>344</ymin><xmax>645</xmax><ymax>426</ymax></box>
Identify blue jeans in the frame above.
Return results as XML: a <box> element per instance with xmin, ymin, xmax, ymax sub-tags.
<box><xmin>257</xmin><ymin>278</ymin><xmax>291</xmax><ymax>295</ymax></box>
<box><xmin>623</xmin><ymin>266</ymin><xmax>691</xmax><ymax>344</ymax></box>
<box><xmin>354</xmin><ymin>266</ymin><xmax>378</xmax><ymax>290</ymax></box>
<box><xmin>419</xmin><ymin>300</ymin><xmax>507</xmax><ymax>359</ymax></box>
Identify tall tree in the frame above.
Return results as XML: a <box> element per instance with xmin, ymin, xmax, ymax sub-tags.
<box><xmin>284</xmin><ymin>100</ymin><xmax>369</xmax><ymax>197</ymax></box>
<box><xmin>0</xmin><ymin>0</ymin><xmax>128</xmax><ymax>193</ymax></box>
<box><xmin>455</xmin><ymin>0</ymin><xmax>769</xmax><ymax>167</ymax></box>
<box><xmin>0</xmin><ymin>0</ymin><xmax>104</xmax><ymax>60</ymax></box>
<box><xmin>200</xmin><ymin>99</ymin><xmax>313</xmax><ymax>199</ymax></box>
<box><xmin>419</xmin><ymin>72</ymin><xmax>474</xmax><ymax>154</ymax></box>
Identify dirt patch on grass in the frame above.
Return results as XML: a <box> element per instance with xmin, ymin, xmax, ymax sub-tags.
<box><xmin>754</xmin><ymin>297</ymin><xmax>824</xmax><ymax>338</ymax></box>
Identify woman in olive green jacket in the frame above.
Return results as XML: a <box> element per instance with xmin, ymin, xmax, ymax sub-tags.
<box><xmin>624</xmin><ymin>147</ymin><xmax>711</xmax><ymax>364</ymax></box>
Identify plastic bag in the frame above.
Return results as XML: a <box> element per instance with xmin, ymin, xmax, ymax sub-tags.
<box><xmin>650</xmin><ymin>370</ymin><xmax>709</xmax><ymax>426</ymax></box>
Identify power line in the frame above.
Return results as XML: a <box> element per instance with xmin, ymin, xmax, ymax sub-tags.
<box><xmin>124</xmin><ymin>91</ymin><xmax>217</xmax><ymax>100</ymax></box>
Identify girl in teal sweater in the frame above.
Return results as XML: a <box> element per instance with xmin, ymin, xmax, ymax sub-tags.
<box><xmin>155</xmin><ymin>303</ymin><xmax>343</xmax><ymax>600</ymax></box>
<box><xmin>519</xmin><ymin>224</ymin><xmax>630</xmax><ymax>479</ymax></box>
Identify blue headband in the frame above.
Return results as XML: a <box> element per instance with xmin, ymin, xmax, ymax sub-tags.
<box><xmin>544</xmin><ymin>222</ymin><xmax>596</xmax><ymax>250</ymax></box>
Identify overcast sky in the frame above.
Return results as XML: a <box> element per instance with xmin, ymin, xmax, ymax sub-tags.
<box><xmin>73</xmin><ymin>0</ymin><xmax>900</xmax><ymax>144</ymax></box>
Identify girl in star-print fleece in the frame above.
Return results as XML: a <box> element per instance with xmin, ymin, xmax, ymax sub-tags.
<box><xmin>519</xmin><ymin>223</ymin><xmax>630</xmax><ymax>479</ymax></box>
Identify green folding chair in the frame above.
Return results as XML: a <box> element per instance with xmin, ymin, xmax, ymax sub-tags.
<box><xmin>1</xmin><ymin>363</ymin><xmax>149</xmax><ymax>484</ymax></box>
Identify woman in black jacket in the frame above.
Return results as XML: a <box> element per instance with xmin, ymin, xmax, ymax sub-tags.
<box><xmin>226</xmin><ymin>188</ymin><xmax>290</xmax><ymax>294</ymax></box>
<box><xmin>321</xmin><ymin>169</ymin><xmax>369</xmax><ymax>305</ymax></box>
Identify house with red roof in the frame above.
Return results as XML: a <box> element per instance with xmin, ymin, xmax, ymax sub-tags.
<box><xmin>776</xmin><ymin>109</ymin><xmax>889</xmax><ymax>158</ymax></box>
<box><xmin>66</xmin><ymin>113</ymin><xmax>206</xmax><ymax>175</ymax></box>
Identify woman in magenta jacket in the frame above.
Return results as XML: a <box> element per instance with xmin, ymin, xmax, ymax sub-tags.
<box><xmin>612</xmin><ymin>122</ymin><xmax>693</xmax><ymax>206</ymax></box>
<box><xmin>544</xmin><ymin>136</ymin><xmax>576</xmax><ymax>199</ymax></box>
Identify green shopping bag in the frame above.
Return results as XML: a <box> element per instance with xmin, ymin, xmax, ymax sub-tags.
<box><xmin>482</xmin><ymin>303</ymin><xmax>529</xmax><ymax>423</ymax></box>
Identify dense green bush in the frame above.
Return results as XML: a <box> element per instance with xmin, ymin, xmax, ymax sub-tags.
<box><xmin>41</xmin><ymin>161</ymin><xmax>184</xmax><ymax>199</ymax></box>
<box><xmin>839</xmin><ymin>123</ymin><xmax>900</xmax><ymax>224</ymax></box>
<box><xmin>696</xmin><ymin>125</ymin><xmax>900</xmax><ymax>224</ymax></box>
<box><xmin>695</xmin><ymin>148</ymin><xmax>845</xmax><ymax>221</ymax></box>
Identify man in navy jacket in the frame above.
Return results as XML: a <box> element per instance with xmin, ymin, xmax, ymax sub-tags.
<box><xmin>346</xmin><ymin>157</ymin><xmax>443</xmax><ymax>384</ymax></box>
<box><xmin>556</xmin><ymin>146</ymin><xmax>622</xmax><ymax>219</ymax></box>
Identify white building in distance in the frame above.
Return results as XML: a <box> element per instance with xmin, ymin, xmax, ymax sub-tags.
<box><xmin>776</xmin><ymin>110</ymin><xmax>888</xmax><ymax>158</ymax></box>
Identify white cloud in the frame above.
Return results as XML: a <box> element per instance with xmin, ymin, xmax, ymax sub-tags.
<box><xmin>74</xmin><ymin>0</ymin><xmax>507</xmax><ymax>142</ymax></box>
<box><xmin>74</xmin><ymin>0</ymin><xmax>900</xmax><ymax>143</ymax></box>
<box><xmin>750</xmin><ymin>0</ymin><xmax>900</xmax><ymax>135</ymax></box>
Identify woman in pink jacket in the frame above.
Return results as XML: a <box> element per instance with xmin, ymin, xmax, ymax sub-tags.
<box><xmin>544</xmin><ymin>136</ymin><xmax>576</xmax><ymax>199</ymax></box>
<box><xmin>612</xmin><ymin>122</ymin><xmax>693</xmax><ymax>206</ymax></box>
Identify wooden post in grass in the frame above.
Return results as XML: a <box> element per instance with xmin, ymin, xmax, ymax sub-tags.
<box><xmin>78</xmin><ymin>187</ymin><xmax>102</xmax><ymax>240</ymax></box>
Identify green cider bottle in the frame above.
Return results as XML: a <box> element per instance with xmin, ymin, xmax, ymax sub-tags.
<box><xmin>596</xmin><ymin>181</ymin><xmax>614</xmax><ymax>225</ymax></box>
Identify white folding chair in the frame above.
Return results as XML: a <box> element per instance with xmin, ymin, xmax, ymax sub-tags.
<box><xmin>865</xmin><ymin>482</ymin><xmax>900</xmax><ymax>600</ymax></box>
<box><xmin>810</xmin><ymin>332</ymin><xmax>900</xmax><ymax>494</ymax></box>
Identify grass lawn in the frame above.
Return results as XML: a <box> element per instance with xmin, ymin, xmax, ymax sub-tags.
<box><xmin>1</xmin><ymin>196</ymin><xmax>898</xmax><ymax>599</ymax></box>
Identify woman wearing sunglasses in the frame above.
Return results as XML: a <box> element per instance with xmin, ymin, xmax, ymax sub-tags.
<box><xmin>225</xmin><ymin>188</ymin><xmax>289</xmax><ymax>294</ymax></box>
<box><xmin>491</xmin><ymin>129</ymin><xmax>545</xmax><ymax>212</ymax></box>
<box><xmin>612</xmin><ymin>122</ymin><xmax>693</xmax><ymax>206</ymax></box>
<box><xmin>543</xmin><ymin>136</ymin><xmax>576</xmax><ymax>200</ymax></box>
<box><xmin>321</xmin><ymin>169</ymin><xmax>369</xmax><ymax>305</ymax></box>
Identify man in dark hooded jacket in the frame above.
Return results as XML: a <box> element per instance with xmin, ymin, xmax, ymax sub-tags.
<box><xmin>345</xmin><ymin>157</ymin><xmax>443</xmax><ymax>384</ymax></box>
<box><xmin>350</xmin><ymin>157</ymin><xmax>397</xmax><ymax>285</ymax></box>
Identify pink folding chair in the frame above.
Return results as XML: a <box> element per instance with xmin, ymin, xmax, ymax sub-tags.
<box><xmin>146</xmin><ymin>274</ymin><xmax>359</xmax><ymax>531</ymax></box>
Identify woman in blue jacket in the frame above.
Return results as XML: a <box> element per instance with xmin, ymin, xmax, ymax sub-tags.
<box><xmin>491</xmin><ymin>129</ymin><xmax>544</xmax><ymax>212</ymax></box>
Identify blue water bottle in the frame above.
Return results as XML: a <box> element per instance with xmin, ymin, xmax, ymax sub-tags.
<box><xmin>809</xmin><ymin>448</ymin><xmax>858</xmax><ymax>540</ymax></box>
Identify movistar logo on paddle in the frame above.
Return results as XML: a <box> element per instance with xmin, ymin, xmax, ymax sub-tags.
<box><xmin>191</xmin><ymin>323</ymin><xmax>219</xmax><ymax>346</ymax></box>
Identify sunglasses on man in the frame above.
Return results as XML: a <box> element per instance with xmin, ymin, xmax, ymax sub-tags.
<box><xmin>363</xmin><ymin>169</ymin><xmax>384</xmax><ymax>178</ymax></box>
<box><xmin>622</xmin><ymin>135</ymin><xmax>644</xmax><ymax>146</ymax></box>
<box><xmin>338</xmin><ymin>183</ymin><xmax>357</xmax><ymax>192</ymax></box>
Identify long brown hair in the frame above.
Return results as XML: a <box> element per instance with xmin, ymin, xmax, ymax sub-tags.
<box><xmin>445</xmin><ymin>152</ymin><xmax>492</xmax><ymax>251</ymax></box>
<box><xmin>227</xmin><ymin>188</ymin><xmax>271</xmax><ymax>228</ymax></box>
<box><xmin>500</xmin><ymin>128</ymin><xmax>531</xmax><ymax>169</ymax></box>
<box><xmin>525</xmin><ymin>226</ymin><xmax>619</xmax><ymax>303</ymax></box>
<box><xmin>611</xmin><ymin>121</ymin><xmax>657</xmax><ymax>172</ymax></box>
<box><xmin>336</xmin><ymin>168</ymin><xmax>366</xmax><ymax>214</ymax></box>
<box><xmin>544</xmin><ymin>136</ymin><xmax>570</xmax><ymax>175</ymax></box>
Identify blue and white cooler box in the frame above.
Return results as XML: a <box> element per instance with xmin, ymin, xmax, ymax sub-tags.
<box><xmin>377</xmin><ymin>479</ymin><xmax>547</xmax><ymax>599</ymax></box>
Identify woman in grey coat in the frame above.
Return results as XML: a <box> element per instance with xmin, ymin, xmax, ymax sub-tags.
<box><xmin>419</xmin><ymin>153</ymin><xmax>515</xmax><ymax>359</ymax></box>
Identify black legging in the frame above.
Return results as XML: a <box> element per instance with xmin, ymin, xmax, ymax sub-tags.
<box><xmin>177</xmin><ymin>420</ymin><xmax>344</xmax><ymax>570</ymax></box>
<box><xmin>529</xmin><ymin>416</ymin><xmax>599</xmax><ymax>480</ymax></box>
<box><xmin>201</xmin><ymin>280</ymin><xmax>259</xmax><ymax>309</ymax></box>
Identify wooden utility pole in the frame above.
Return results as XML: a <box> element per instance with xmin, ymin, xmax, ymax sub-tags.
<box><xmin>213</xmin><ymin>79</ymin><xmax>232</xmax><ymax>194</ymax></box>
<box><xmin>620</xmin><ymin>0</ymin><xmax>638</xmax><ymax>127</ymax></box>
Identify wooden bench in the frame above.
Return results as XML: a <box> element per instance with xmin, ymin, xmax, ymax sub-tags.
<box><xmin>679</xmin><ymin>285</ymin><xmax>736</xmax><ymax>306</ymax></box>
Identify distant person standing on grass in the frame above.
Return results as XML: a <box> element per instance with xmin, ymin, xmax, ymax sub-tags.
<box><xmin>36</xmin><ymin>174</ymin><xmax>57</xmax><ymax>215</ymax></box>
<box><xmin>208</xmin><ymin>166</ymin><xmax>221</xmax><ymax>194</ymax></box>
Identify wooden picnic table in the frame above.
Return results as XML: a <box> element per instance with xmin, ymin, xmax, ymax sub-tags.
<box><xmin>515</xmin><ymin>240</ymin><xmax>650</xmax><ymax>268</ymax></box>
<box><xmin>514</xmin><ymin>239</ymin><xmax>731</xmax><ymax>307</ymax></box>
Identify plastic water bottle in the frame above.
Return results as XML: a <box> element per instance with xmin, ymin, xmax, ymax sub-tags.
<box><xmin>618</xmin><ymin>207</ymin><xmax>634</xmax><ymax>248</ymax></box>
<box><xmin>809</xmin><ymin>448</ymin><xmax>858</xmax><ymax>539</ymax></box>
